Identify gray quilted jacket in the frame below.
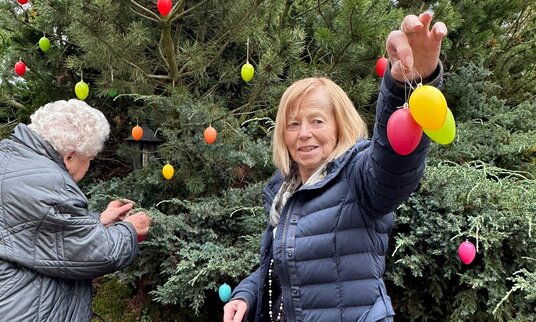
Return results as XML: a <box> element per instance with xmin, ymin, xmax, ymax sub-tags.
<box><xmin>0</xmin><ymin>124</ymin><xmax>139</xmax><ymax>321</ymax></box>
<box><xmin>232</xmin><ymin>64</ymin><xmax>443</xmax><ymax>321</ymax></box>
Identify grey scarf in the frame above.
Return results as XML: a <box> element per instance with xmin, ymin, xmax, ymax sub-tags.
<box><xmin>269</xmin><ymin>163</ymin><xmax>327</xmax><ymax>228</ymax></box>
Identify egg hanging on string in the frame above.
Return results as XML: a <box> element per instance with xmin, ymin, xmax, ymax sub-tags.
<box><xmin>14</xmin><ymin>61</ymin><xmax>26</xmax><ymax>77</ymax></box>
<box><xmin>458</xmin><ymin>240</ymin><xmax>476</xmax><ymax>265</ymax></box>
<box><xmin>204</xmin><ymin>126</ymin><xmax>217</xmax><ymax>144</ymax></box>
<box><xmin>157</xmin><ymin>0</ymin><xmax>172</xmax><ymax>16</ymax></box>
<box><xmin>75</xmin><ymin>81</ymin><xmax>89</xmax><ymax>100</ymax></box>
<box><xmin>131</xmin><ymin>125</ymin><xmax>144</xmax><ymax>141</ymax></box>
<box><xmin>162</xmin><ymin>163</ymin><xmax>174</xmax><ymax>180</ymax></box>
<box><xmin>218</xmin><ymin>283</ymin><xmax>232</xmax><ymax>303</ymax></box>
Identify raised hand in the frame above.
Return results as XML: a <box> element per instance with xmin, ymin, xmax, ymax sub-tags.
<box><xmin>387</xmin><ymin>11</ymin><xmax>448</xmax><ymax>83</ymax></box>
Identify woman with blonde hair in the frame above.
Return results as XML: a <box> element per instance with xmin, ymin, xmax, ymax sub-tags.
<box><xmin>224</xmin><ymin>11</ymin><xmax>448</xmax><ymax>322</ymax></box>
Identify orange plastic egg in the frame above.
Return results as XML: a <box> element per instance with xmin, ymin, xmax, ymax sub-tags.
<box><xmin>132</xmin><ymin>125</ymin><xmax>143</xmax><ymax>141</ymax></box>
<box><xmin>204</xmin><ymin>126</ymin><xmax>217</xmax><ymax>144</ymax></box>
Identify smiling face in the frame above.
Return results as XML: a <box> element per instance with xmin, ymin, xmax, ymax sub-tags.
<box><xmin>284</xmin><ymin>88</ymin><xmax>338</xmax><ymax>183</ymax></box>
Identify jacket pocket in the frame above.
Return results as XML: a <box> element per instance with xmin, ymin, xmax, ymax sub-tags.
<box><xmin>357</xmin><ymin>286</ymin><xmax>395</xmax><ymax>322</ymax></box>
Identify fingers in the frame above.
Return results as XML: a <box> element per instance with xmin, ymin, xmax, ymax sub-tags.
<box><xmin>124</xmin><ymin>212</ymin><xmax>151</xmax><ymax>236</ymax></box>
<box><xmin>223</xmin><ymin>303</ymin><xmax>234</xmax><ymax>322</ymax></box>
<box><xmin>387</xmin><ymin>30</ymin><xmax>414</xmax><ymax>69</ymax></box>
<box><xmin>233</xmin><ymin>301</ymin><xmax>247</xmax><ymax>322</ymax></box>
<box><xmin>400</xmin><ymin>14</ymin><xmax>422</xmax><ymax>35</ymax></box>
<box><xmin>223</xmin><ymin>300</ymin><xmax>247</xmax><ymax>322</ymax></box>
<box><xmin>432</xmin><ymin>21</ymin><xmax>448</xmax><ymax>41</ymax></box>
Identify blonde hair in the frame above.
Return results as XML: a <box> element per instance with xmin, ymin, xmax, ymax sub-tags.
<box><xmin>272</xmin><ymin>77</ymin><xmax>368</xmax><ymax>176</ymax></box>
<box><xmin>28</xmin><ymin>99</ymin><xmax>110</xmax><ymax>158</ymax></box>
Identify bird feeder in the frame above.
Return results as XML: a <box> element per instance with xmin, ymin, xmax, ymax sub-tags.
<box><xmin>125</xmin><ymin>123</ymin><xmax>161</xmax><ymax>168</ymax></box>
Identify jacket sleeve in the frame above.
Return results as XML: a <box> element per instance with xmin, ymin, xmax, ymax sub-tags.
<box><xmin>3</xmin><ymin>177</ymin><xmax>138</xmax><ymax>280</ymax></box>
<box><xmin>33</xmin><ymin>195</ymin><xmax>139</xmax><ymax>279</ymax></box>
<box><xmin>352</xmin><ymin>62</ymin><xmax>443</xmax><ymax>216</ymax></box>
<box><xmin>230</xmin><ymin>266</ymin><xmax>260</xmax><ymax>321</ymax></box>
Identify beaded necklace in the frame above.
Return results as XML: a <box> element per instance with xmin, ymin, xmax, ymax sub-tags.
<box><xmin>268</xmin><ymin>258</ymin><xmax>284</xmax><ymax>321</ymax></box>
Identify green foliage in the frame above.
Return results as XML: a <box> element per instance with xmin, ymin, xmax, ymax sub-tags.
<box><xmin>387</xmin><ymin>163</ymin><xmax>536</xmax><ymax>321</ymax></box>
<box><xmin>1</xmin><ymin>0</ymin><xmax>536</xmax><ymax>321</ymax></box>
<box><xmin>89</xmin><ymin>181</ymin><xmax>267</xmax><ymax>318</ymax></box>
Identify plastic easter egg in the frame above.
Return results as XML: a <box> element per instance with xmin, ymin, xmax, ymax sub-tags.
<box><xmin>137</xmin><ymin>234</ymin><xmax>145</xmax><ymax>242</ymax></box>
<box><xmin>424</xmin><ymin>108</ymin><xmax>456</xmax><ymax>145</ymax></box>
<box><xmin>108</xmin><ymin>88</ymin><xmax>118</xmax><ymax>98</ymax></box>
<box><xmin>131</xmin><ymin>125</ymin><xmax>144</xmax><ymax>141</ymax></box>
<box><xmin>204</xmin><ymin>126</ymin><xmax>217</xmax><ymax>144</ymax></box>
<box><xmin>218</xmin><ymin>283</ymin><xmax>232</xmax><ymax>303</ymax></box>
<box><xmin>162</xmin><ymin>163</ymin><xmax>174</xmax><ymax>180</ymax></box>
<box><xmin>241</xmin><ymin>63</ymin><xmax>254</xmax><ymax>82</ymax></box>
<box><xmin>157</xmin><ymin>0</ymin><xmax>172</xmax><ymax>16</ymax></box>
<box><xmin>375</xmin><ymin>57</ymin><xmax>388</xmax><ymax>78</ymax></box>
<box><xmin>409</xmin><ymin>85</ymin><xmax>448</xmax><ymax>130</ymax></box>
<box><xmin>387</xmin><ymin>108</ymin><xmax>423</xmax><ymax>156</ymax></box>
<box><xmin>39</xmin><ymin>36</ymin><xmax>51</xmax><ymax>53</ymax></box>
<box><xmin>14</xmin><ymin>61</ymin><xmax>26</xmax><ymax>76</ymax></box>
<box><xmin>458</xmin><ymin>240</ymin><xmax>476</xmax><ymax>265</ymax></box>
<box><xmin>75</xmin><ymin>81</ymin><xmax>89</xmax><ymax>100</ymax></box>
<box><xmin>18</xmin><ymin>0</ymin><xmax>28</xmax><ymax>4</ymax></box>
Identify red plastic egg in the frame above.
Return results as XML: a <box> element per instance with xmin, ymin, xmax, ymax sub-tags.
<box><xmin>132</xmin><ymin>125</ymin><xmax>144</xmax><ymax>141</ymax></box>
<box><xmin>204</xmin><ymin>126</ymin><xmax>217</xmax><ymax>144</ymax></box>
<box><xmin>375</xmin><ymin>57</ymin><xmax>388</xmax><ymax>78</ymax></box>
<box><xmin>157</xmin><ymin>0</ymin><xmax>172</xmax><ymax>16</ymax></box>
<box><xmin>386</xmin><ymin>108</ymin><xmax>423</xmax><ymax>156</ymax></box>
<box><xmin>18</xmin><ymin>0</ymin><xmax>28</xmax><ymax>4</ymax></box>
<box><xmin>458</xmin><ymin>240</ymin><xmax>476</xmax><ymax>265</ymax></box>
<box><xmin>14</xmin><ymin>61</ymin><xmax>26</xmax><ymax>77</ymax></box>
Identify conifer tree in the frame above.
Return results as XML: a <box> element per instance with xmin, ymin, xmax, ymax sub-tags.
<box><xmin>1</xmin><ymin>0</ymin><xmax>535</xmax><ymax>321</ymax></box>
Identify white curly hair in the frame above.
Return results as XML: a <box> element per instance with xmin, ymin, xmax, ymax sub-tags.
<box><xmin>28</xmin><ymin>99</ymin><xmax>110</xmax><ymax>158</ymax></box>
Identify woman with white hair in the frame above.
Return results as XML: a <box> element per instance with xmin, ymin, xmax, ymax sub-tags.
<box><xmin>0</xmin><ymin>99</ymin><xmax>151</xmax><ymax>321</ymax></box>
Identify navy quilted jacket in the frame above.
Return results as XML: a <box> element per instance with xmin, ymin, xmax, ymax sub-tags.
<box><xmin>231</xmin><ymin>64</ymin><xmax>443</xmax><ymax>322</ymax></box>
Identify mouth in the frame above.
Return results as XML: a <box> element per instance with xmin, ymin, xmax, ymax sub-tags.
<box><xmin>298</xmin><ymin>145</ymin><xmax>318</xmax><ymax>152</ymax></box>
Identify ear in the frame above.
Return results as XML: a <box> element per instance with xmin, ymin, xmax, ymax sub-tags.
<box><xmin>63</xmin><ymin>150</ymin><xmax>76</xmax><ymax>170</ymax></box>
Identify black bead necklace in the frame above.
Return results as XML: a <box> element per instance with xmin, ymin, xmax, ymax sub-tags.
<box><xmin>268</xmin><ymin>258</ymin><xmax>284</xmax><ymax>321</ymax></box>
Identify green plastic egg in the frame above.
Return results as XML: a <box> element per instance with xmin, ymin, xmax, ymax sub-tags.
<box><xmin>241</xmin><ymin>63</ymin><xmax>255</xmax><ymax>82</ymax></box>
<box><xmin>75</xmin><ymin>81</ymin><xmax>89</xmax><ymax>100</ymax></box>
<box><xmin>39</xmin><ymin>37</ymin><xmax>51</xmax><ymax>53</ymax></box>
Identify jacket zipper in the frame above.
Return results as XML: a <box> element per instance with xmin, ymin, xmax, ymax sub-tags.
<box><xmin>279</xmin><ymin>197</ymin><xmax>295</xmax><ymax>321</ymax></box>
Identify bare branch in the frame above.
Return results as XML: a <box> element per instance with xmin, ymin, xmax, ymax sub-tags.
<box><xmin>129</xmin><ymin>0</ymin><xmax>161</xmax><ymax>21</ymax></box>
<box><xmin>129</xmin><ymin>6</ymin><xmax>160</xmax><ymax>23</ymax></box>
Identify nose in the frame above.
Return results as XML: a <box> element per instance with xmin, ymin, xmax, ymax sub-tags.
<box><xmin>298</xmin><ymin>124</ymin><xmax>312</xmax><ymax>139</ymax></box>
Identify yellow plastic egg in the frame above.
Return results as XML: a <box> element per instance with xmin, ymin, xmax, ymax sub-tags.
<box><xmin>241</xmin><ymin>63</ymin><xmax>254</xmax><ymax>82</ymax></box>
<box><xmin>162</xmin><ymin>163</ymin><xmax>174</xmax><ymax>180</ymax></box>
<box><xmin>75</xmin><ymin>81</ymin><xmax>89</xmax><ymax>100</ymax></box>
<box><xmin>409</xmin><ymin>85</ymin><xmax>447</xmax><ymax>130</ymax></box>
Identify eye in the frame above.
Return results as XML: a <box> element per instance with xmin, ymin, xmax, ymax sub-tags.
<box><xmin>287</xmin><ymin>121</ymin><xmax>299</xmax><ymax>129</ymax></box>
<box><xmin>312</xmin><ymin>118</ymin><xmax>325</xmax><ymax>127</ymax></box>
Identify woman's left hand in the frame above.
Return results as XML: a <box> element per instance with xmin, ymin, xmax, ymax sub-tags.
<box><xmin>387</xmin><ymin>11</ymin><xmax>448</xmax><ymax>83</ymax></box>
<box><xmin>100</xmin><ymin>199</ymin><xmax>135</xmax><ymax>227</ymax></box>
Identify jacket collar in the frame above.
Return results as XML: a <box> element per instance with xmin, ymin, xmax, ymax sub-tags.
<box><xmin>265</xmin><ymin>139</ymin><xmax>371</xmax><ymax>198</ymax></box>
<box><xmin>11</xmin><ymin>124</ymin><xmax>66</xmax><ymax>169</ymax></box>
